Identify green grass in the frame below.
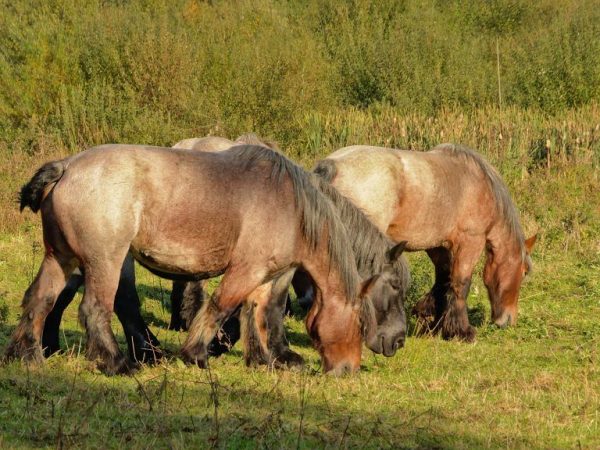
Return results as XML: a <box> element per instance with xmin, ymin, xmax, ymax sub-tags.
<box><xmin>1</xmin><ymin>214</ymin><xmax>599</xmax><ymax>448</ymax></box>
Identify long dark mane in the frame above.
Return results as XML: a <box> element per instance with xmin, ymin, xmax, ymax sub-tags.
<box><xmin>228</xmin><ymin>145</ymin><xmax>360</xmax><ymax>301</ymax></box>
<box><xmin>313</xmin><ymin>175</ymin><xmax>407</xmax><ymax>279</ymax></box>
<box><xmin>432</xmin><ymin>143</ymin><xmax>528</xmax><ymax>264</ymax></box>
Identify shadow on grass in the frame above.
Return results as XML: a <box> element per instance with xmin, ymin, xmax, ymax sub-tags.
<box><xmin>0</xmin><ymin>357</ymin><xmax>530</xmax><ymax>450</ymax></box>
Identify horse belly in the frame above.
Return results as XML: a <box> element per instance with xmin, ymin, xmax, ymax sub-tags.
<box><xmin>131</xmin><ymin>220</ymin><xmax>234</xmax><ymax>277</ymax></box>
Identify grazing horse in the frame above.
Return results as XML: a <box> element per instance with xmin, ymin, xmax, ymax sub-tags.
<box><xmin>39</xmin><ymin>134</ymin><xmax>275</xmax><ymax>362</ymax></box>
<box><xmin>6</xmin><ymin>144</ymin><xmax>383</xmax><ymax>375</ymax></box>
<box><xmin>312</xmin><ymin>143</ymin><xmax>536</xmax><ymax>341</ymax></box>
<box><xmin>170</xmin><ymin>136</ymin><xmax>412</xmax><ymax>367</ymax></box>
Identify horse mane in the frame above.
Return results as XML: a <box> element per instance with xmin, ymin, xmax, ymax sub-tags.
<box><xmin>312</xmin><ymin>175</ymin><xmax>405</xmax><ymax>278</ymax></box>
<box><xmin>432</xmin><ymin>143</ymin><xmax>527</xmax><ymax>260</ymax></box>
<box><xmin>228</xmin><ymin>145</ymin><xmax>360</xmax><ymax>302</ymax></box>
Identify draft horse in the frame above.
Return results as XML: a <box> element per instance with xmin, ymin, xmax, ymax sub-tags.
<box><xmin>6</xmin><ymin>144</ymin><xmax>384</xmax><ymax>375</ymax></box>
<box><xmin>313</xmin><ymin>143</ymin><xmax>536</xmax><ymax>341</ymax></box>
<box><xmin>39</xmin><ymin>134</ymin><xmax>276</xmax><ymax>363</ymax></box>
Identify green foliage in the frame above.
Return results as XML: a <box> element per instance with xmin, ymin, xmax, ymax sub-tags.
<box><xmin>1</xmin><ymin>0</ymin><xmax>599</xmax><ymax>152</ymax></box>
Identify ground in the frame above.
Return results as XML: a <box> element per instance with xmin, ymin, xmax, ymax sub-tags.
<box><xmin>0</xmin><ymin>225</ymin><xmax>598</xmax><ymax>449</ymax></box>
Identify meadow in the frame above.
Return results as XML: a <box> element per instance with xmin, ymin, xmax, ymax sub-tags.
<box><xmin>1</xmin><ymin>0</ymin><xmax>599</xmax><ymax>448</ymax></box>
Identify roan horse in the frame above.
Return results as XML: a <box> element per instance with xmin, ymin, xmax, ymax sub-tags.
<box><xmin>311</xmin><ymin>143</ymin><xmax>536</xmax><ymax>341</ymax></box>
<box><xmin>169</xmin><ymin>136</ymin><xmax>412</xmax><ymax>367</ymax></box>
<box><xmin>39</xmin><ymin>134</ymin><xmax>276</xmax><ymax>363</ymax></box>
<box><xmin>6</xmin><ymin>144</ymin><xmax>388</xmax><ymax>375</ymax></box>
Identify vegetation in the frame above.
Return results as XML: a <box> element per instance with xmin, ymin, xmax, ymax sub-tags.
<box><xmin>0</xmin><ymin>0</ymin><xmax>599</xmax><ymax>448</ymax></box>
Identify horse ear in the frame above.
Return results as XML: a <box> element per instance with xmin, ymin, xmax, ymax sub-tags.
<box><xmin>359</xmin><ymin>275</ymin><xmax>379</xmax><ymax>298</ymax></box>
<box><xmin>525</xmin><ymin>234</ymin><xmax>537</xmax><ymax>253</ymax></box>
<box><xmin>387</xmin><ymin>241</ymin><xmax>408</xmax><ymax>263</ymax></box>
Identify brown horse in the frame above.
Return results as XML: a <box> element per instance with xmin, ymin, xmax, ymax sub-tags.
<box><xmin>6</xmin><ymin>144</ymin><xmax>381</xmax><ymax>375</ymax></box>
<box><xmin>38</xmin><ymin>134</ymin><xmax>277</xmax><ymax>362</ymax></box>
<box><xmin>314</xmin><ymin>143</ymin><xmax>536</xmax><ymax>341</ymax></box>
<box><xmin>170</xmin><ymin>136</ymin><xmax>411</xmax><ymax>368</ymax></box>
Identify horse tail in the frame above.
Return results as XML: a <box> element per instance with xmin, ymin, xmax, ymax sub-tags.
<box><xmin>313</xmin><ymin>159</ymin><xmax>338</xmax><ymax>183</ymax></box>
<box><xmin>19</xmin><ymin>160</ymin><xmax>66</xmax><ymax>213</ymax></box>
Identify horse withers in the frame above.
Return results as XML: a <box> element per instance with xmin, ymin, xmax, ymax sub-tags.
<box><xmin>6</xmin><ymin>144</ymin><xmax>383</xmax><ymax>375</ymax></box>
<box><xmin>313</xmin><ymin>143</ymin><xmax>536</xmax><ymax>341</ymax></box>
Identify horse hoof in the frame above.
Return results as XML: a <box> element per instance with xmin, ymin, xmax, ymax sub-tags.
<box><xmin>273</xmin><ymin>350</ymin><xmax>305</xmax><ymax>369</ymax></box>
<box><xmin>181</xmin><ymin>350</ymin><xmax>209</xmax><ymax>369</ymax></box>
<box><xmin>5</xmin><ymin>340</ymin><xmax>45</xmax><ymax>365</ymax></box>
<box><xmin>442</xmin><ymin>325</ymin><xmax>476</xmax><ymax>343</ymax></box>
<box><xmin>98</xmin><ymin>355</ymin><xmax>135</xmax><ymax>376</ymax></box>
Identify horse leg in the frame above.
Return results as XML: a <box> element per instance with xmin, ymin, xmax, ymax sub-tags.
<box><xmin>244</xmin><ymin>271</ymin><xmax>304</xmax><ymax>369</ymax></box>
<box><xmin>6</xmin><ymin>254</ymin><xmax>76</xmax><ymax>364</ymax></box>
<box><xmin>412</xmin><ymin>247</ymin><xmax>452</xmax><ymax>334</ymax></box>
<box><xmin>180</xmin><ymin>281</ymin><xmax>206</xmax><ymax>331</ymax></box>
<box><xmin>168</xmin><ymin>281</ymin><xmax>187</xmax><ymax>331</ymax></box>
<box><xmin>441</xmin><ymin>241</ymin><xmax>485</xmax><ymax>342</ymax></box>
<box><xmin>292</xmin><ymin>269</ymin><xmax>315</xmax><ymax>311</ymax></box>
<box><xmin>113</xmin><ymin>254</ymin><xmax>161</xmax><ymax>364</ymax></box>
<box><xmin>208</xmin><ymin>308</ymin><xmax>241</xmax><ymax>357</ymax></box>
<box><xmin>181</xmin><ymin>268</ymin><xmax>265</xmax><ymax>368</ymax></box>
<box><xmin>264</xmin><ymin>271</ymin><xmax>304</xmax><ymax>368</ymax></box>
<box><xmin>42</xmin><ymin>270</ymin><xmax>84</xmax><ymax>356</ymax></box>
<box><xmin>78</xmin><ymin>257</ymin><xmax>130</xmax><ymax>375</ymax></box>
<box><xmin>241</xmin><ymin>299</ymin><xmax>270</xmax><ymax>366</ymax></box>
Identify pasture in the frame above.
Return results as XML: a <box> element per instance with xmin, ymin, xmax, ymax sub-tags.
<box><xmin>1</xmin><ymin>0</ymin><xmax>600</xmax><ymax>448</ymax></box>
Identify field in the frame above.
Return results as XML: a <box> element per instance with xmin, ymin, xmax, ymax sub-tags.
<box><xmin>1</xmin><ymin>0</ymin><xmax>600</xmax><ymax>448</ymax></box>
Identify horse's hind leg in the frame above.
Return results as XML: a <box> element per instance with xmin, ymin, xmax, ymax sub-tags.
<box><xmin>6</xmin><ymin>254</ymin><xmax>76</xmax><ymax>363</ymax></box>
<box><xmin>441</xmin><ymin>240</ymin><xmax>485</xmax><ymax>342</ymax></box>
<box><xmin>42</xmin><ymin>270</ymin><xmax>84</xmax><ymax>356</ymax></box>
<box><xmin>412</xmin><ymin>247</ymin><xmax>452</xmax><ymax>334</ymax></box>
<box><xmin>113</xmin><ymin>253</ymin><xmax>161</xmax><ymax>364</ymax></box>
<box><xmin>79</xmin><ymin>258</ymin><xmax>130</xmax><ymax>375</ymax></box>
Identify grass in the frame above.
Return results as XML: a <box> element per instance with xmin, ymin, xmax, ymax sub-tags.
<box><xmin>0</xmin><ymin>153</ymin><xmax>599</xmax><ymax>447</ymax></box>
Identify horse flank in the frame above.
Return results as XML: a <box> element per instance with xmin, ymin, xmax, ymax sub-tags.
<box><xmin>432</xmin><ymin>143</ymin><xmax>528</xmax><ymax>264</ymax></box>
<box><xmin>231</xmin><ymin>145</ymin><xmax>360</xmax><ymax>301</ymax></box>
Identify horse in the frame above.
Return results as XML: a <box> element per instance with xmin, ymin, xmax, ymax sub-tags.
<box><xmin>310</xmin><ymin>143</ymin><xmax>536</xmax><ymax>341</ymax></box>
<box><xmin>39</xmin><ymin>134</ymin><xmax>276</xmax><ymax>363</ymax></box>
<box><xmin>168</xmin><ymin>136</ymin><xmax>412</xmax><ymax>368</ymax></box>
<box><xmin>5</xmin><ymin>144</ymin><xmax>386</xmax><ymax>375</ymax></box>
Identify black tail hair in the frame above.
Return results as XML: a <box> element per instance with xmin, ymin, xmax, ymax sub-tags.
<box><xmin>19</xmin><ymin>160</ymin><xmax>65</xmax><ymax>213</ymax></box>
<box><xmin>313</xmin><ymin>159</ymin><xmax>338</xmax><ymax>183</ymax></box>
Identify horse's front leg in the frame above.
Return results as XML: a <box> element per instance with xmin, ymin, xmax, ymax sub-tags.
<box><xmin>412</xmin><ymin>247</ymin><xmax>451</xmax><ymax>334</ymax></box>
<box><xmin>244</xmin><ymin>270</ymin><xmax>304</xmax><ymax>369</ymax></box>
<box><xmin>181</xmin><ymin>268</ymin><xmax>265</xmax><ymax>368</ymax></box>
<box><xmin>440</xmin><ymin>240</ymin><xmax>485</xmax><ymax>342</ymax></box>
<box><xmin>113</xmin><ymin>253</ymin><xmax>161</xmax><ymax>364</ymax></box>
